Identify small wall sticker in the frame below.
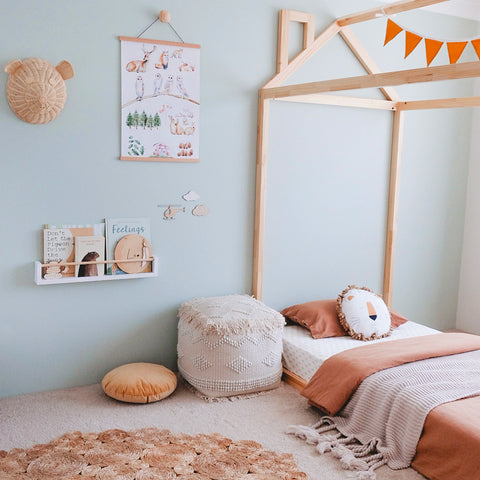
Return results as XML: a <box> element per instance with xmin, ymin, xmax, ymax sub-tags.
<box><xmin>162</xmin><ymin>205</ymin><xmax>186</xmax><ymax>220</ymax></box>
<box><xmin>182</xmin><ymin>190</ymin><xmax>200</xmax><ymax>201</ymax></box>
<box><xmin>192</xmin><ymin>204</ymin><xmax>210</xmax><ymax>217</ymax></box>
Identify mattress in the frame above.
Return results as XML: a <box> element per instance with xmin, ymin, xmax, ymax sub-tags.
<box><xmin>282</xmin><ymin>320</ymin><xmax>439</xmax><ymax>382</ymax></box>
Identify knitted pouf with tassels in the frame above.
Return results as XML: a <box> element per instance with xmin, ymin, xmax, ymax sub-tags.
<box><xmin>177</xmin><ymin>294</ymin><xmax>285</xmax><ymax>398</ymax></box>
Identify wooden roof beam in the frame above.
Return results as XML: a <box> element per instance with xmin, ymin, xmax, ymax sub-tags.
<box><xmin>261</xmin><ymin>61</ymin><xmax>480</xmax><ymax>99</ymax></box>
<box><xmin>339</xmin><ymin>26</ymin><xmax>401</xmax><ymax>102</ymax></box>
<box><xmin>276</xmin><ymin>94</ymin><xmax>396</xmax><ymax>110</ymax></box>
<box><xmin>396</xmin><ymin>97</ymin><xmax>480</xmax><ymax>110</ymax></box>
<box><xmin>337</xmin><ymin>0</ymin><xmax>450</xmax><ymax>27</ymax></box>
<box><xmin>263</xmin><ymin>20</ymin><xmax>340</xmax><ymax>88</ymax></box>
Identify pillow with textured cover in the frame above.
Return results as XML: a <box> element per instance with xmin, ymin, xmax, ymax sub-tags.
<box><xmin>337</xmin><ymin>285</ymin><xmax>391</xmax><ymax>341</ymax></box>
<box><xmin>281</xmin><ymin>298</ymin><xmax>407</xmax><ymax>339</ymax></box>
<box><xmin>102</xmin><ymin>362</ymin><xmax>177</xmax><ymax>403</ymax></box>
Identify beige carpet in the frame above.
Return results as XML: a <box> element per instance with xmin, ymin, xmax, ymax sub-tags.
<box><xmin>0</xmin><ymin>380</ymin><xmax>426</xmax><ymax>480</ymax></box>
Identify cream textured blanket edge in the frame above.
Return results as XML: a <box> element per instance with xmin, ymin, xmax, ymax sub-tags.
<box><xmin>288</xmin><ymin>349</ymin><xmax>480</xmax><ymax>479</ymax></box>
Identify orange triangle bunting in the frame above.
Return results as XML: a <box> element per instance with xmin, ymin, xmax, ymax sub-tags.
<box><xmin>447</xmin><ymin>41</ymin><xmax>468</xmax><ymax>64</ymax></box>
<box><xmin>471</xmin><ymin>39</ymin><xmax>480</xmax><ymax>60</ymax></box>
<box><xmin>384</xmin><ymin>19</ymin><xmax>403</xmax><ymax>46</ymax></box>
<box><xmin>405</xmin><ymin>31</ymin><xmax>423</xmax><ymax>58</ymax></box>
<box><xmin>425</xmin><ymin>38</ymin><xmax>443</xmax><ymax>66</ymax></box>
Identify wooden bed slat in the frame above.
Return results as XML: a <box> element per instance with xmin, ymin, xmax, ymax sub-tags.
<box><xmin>276</xmin><ymin>94</ymin><xmax>396</xmax><ymax>110</ymax></box>
<box><xmin>397</xmin><ymin>96</ymin><xmax>480</xmax><ymax>110</ymax></box>
<box><xmin>282</xmin><ymin>368</ymin><xmax>307</xmax><ymax>392</ymax></box>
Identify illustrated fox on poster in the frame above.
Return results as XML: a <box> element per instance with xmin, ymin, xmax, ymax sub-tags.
<box><xmin>156</xmin><ymin>51</ymin><xmax>169</xmax><ymax>70</ymax></box>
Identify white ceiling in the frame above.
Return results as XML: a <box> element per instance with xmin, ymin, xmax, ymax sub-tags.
<box><xmin>381</xmin><ymin>0</ymin><xmax>480</xmax><ymax>22</ymax></box>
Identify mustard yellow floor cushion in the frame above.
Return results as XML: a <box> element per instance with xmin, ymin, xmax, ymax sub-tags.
<box><xmin>102</xmin><ymin>362</ymin><xmax>177</xmax><ymax>403</ymax></box>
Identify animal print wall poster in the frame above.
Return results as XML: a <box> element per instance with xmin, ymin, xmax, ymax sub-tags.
<box><xmin>119</xmin><ymin>36</ymin><xmax>200</xmax><ymax>162</ymax></box>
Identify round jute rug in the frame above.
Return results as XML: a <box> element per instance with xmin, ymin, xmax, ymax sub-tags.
<box><xmin>0</xmin><ymin>427</ymin><xmax>308</xmax><ymax>479</ymax></box>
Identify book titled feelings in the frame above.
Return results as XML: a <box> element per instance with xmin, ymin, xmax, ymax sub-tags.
<box><xmin>105</xmin><ymin>218</ymin><xmax>151</xmax><ymax>275</ymax></box>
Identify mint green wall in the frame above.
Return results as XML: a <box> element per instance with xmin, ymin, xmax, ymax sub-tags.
<box><xmin>0</xmin><ymin>1</ymin><xmax>477</xmax><ymax>397</ymax></box>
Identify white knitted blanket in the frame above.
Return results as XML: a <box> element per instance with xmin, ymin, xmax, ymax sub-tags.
<box><xmin>288</xmin><ymin>349</ymin><xmax>480</xmax><ymax>480</ymax></box>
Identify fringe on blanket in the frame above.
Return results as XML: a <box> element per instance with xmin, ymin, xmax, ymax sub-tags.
<box><xmin>287</xmin><ymin>417</ymin><xmax>387</xmax><ymax>480</ymax></box>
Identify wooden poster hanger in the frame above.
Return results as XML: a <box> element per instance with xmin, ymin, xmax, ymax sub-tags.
<box><xmin>253</xmin><ymin>0</ymin><xmax>480</xmax><ymax>306</ymax></box>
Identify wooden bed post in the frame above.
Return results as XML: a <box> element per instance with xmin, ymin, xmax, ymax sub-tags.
<box><xmin>253</xmin><ymin>93</ymin><xmax>270</xmax><ymax>300</ymax></box>
<box><xmin>383</xmin><ymin>109</ymin><xmax>405</xmax><ymax>308</ymax></box>
<box><xmin>253</xmin><ymin>9</ymin><xmax>316</xmax><ymax>300</ymax></box>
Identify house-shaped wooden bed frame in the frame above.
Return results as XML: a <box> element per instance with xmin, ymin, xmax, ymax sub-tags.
<box><xmin>252</xmin><ymin>0</ymin><xmax>480</xmax><ymax>309</ymax></box>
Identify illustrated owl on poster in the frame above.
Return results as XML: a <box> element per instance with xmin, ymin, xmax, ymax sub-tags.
<box><xmin>135</xmin><ymin>75</ymin><xmax>144</xmax><ymax>100</ymax></box>
<box><xmin>164</xmin><ymin>75</ymin><xmax>174</xmax><ymax>94</ymax></box>
<box><xmin>176</xmin><ymin>75</ymin><xmax>189</xmax><ymax>98</ymax></box>
<box><xmin>153</xmin><ymin>73</ymin><xmax>163</xmax><ymax>95</ymax></box>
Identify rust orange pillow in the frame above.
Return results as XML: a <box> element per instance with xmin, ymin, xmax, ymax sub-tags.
<box><xmin>281</xmin><ymin>299</ymin><xmax>346</xmax><ymax>339</ymax></box>
<box><xmin>281</xmin><ymin>299</ymin><xmax>408</xmax><ymax>339</ymax></box>
<box><xmin>390</xmin><ymin>309</ymin><xmax>408</xmax><ymax>329</ymax></box>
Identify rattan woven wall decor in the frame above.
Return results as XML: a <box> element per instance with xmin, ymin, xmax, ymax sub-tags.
<box><xmin>4</xmin><ymin>58</ymin><xmax>74</xmax><ymax>124</ymax></box>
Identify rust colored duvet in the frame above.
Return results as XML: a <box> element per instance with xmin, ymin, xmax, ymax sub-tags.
<box><xmin>412</xmin><ymin>395</ymin><xmax>480</xmax><ymax>480</ymax></box>
<box><xmin>301</xmin><ymin>333</ymin><xmax>480</xmax><ymax>480</ymax></box>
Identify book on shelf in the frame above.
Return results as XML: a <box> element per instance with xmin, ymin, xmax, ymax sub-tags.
<box><xmin>43</xmin><ymin>226</ymin><xmax>94</xmax><ymax>277</ymax></box>
<box><xmin>43</xmin><ymin>223</ymin><xmax>105</xmax><ymax>277</ymax></box>
<box><xmin>74</xmin><ymin>235</ymin><xmax>105</xmax><ymax>277</ymax></box>
<box><xmin>45</xmin><ymin>223</ymin><xmax>105</xmax><ymax>236</ymax></box>
<box><xmin>105</xmin><ymin>217</ymin><xmax>152</xmax><ymax>275</ymax></box>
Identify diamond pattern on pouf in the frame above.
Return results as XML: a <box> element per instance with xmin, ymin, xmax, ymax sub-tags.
<box><xmin>202</xmin><ymin>337</ymin><xmax>226</xmax><ymax>350</ymax></box>
<box><xmin>245</xmin><ymin>335</ymin><xmax>260</xmax><ymax>345</ymax></box>
<box><xmin>262</xmin><ymin>331</ymin><xmax>278</xmax><ymax>343</ymax></box>
<box><xmin>228</xmin><ymin>356</ymin><xmax>253</xmax><ymax>374</ymax></box>
<box><xmin>223</xmin><ymin>336</ymin><xmax>248</xmax><ymax>348</ymax></box>
<box><xmin>194</xmin><ymin>355</ymin><xmax>213</xmax><ymax>371</ymax></box>
<box><xmin>263</xmin><ymin>351</ymin><xmax>281</xmax><ymax>367</ymax></box>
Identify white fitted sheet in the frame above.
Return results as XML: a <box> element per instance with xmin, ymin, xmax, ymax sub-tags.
<box><xmin>282</xmin><ymin>321</ymin><xmax>440</xmax><ymax>382</ymax></box>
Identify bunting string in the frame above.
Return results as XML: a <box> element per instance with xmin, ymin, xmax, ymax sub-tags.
<box><xmin>384</xmin><ymin>18</ymin><xmax>480</xmax><ymax>66</ymax></box>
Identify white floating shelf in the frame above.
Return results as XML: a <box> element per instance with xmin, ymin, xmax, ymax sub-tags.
<box><xmin>34</xmin><ymin>256</ymin><xmax>159</xmax><ymax>285</ymax></box>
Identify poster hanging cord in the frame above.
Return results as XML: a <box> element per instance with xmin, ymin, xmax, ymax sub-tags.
<box><xmin>136</xmin><ymin>19</ymin><xmax>158</xmax><ymax>38</ymax></box>
<box><xmin>136</xmin><ymin>10</ymin><xmax>185</xmax><ymax>43</ymax></box>
<box><xmin>167</xmin><ymin>23</ymin><xmax>185</xmax><ymax>43</ymax></box>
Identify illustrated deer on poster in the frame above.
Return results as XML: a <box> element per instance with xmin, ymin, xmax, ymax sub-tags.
<box><xmin>126</xmin><ymin>45</ymin><xmax>157</xmax><ymax>73</ymax></box>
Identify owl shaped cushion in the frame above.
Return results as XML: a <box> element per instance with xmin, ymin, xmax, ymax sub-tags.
<box><xmin>337</xmin><ymin>285</ymin><xmax>392</xmax><ymax>341</ymax></box>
